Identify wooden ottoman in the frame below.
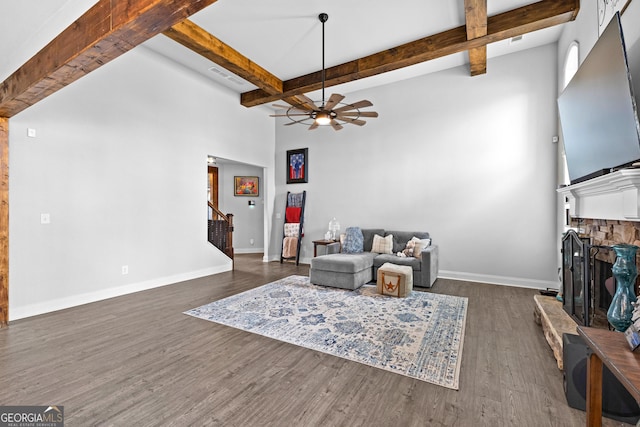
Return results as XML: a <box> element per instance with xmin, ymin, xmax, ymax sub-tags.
<box><xmin>377</xmin><ymin>262</ymin><xmax>413</xmax><ymax>297</ymax></box>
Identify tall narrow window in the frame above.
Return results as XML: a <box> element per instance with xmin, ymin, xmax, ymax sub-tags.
<box><xmin>563</xmin><ymin>42</ymin><xmax>579</xmax><ymax>90</ymax></box>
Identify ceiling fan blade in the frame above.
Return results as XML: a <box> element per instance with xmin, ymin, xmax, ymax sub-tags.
<box><xmin>269</xmin><ymin>113</ymin><xmax>310</xmax><ymax>117</ymax></box>
<box><xmin>330</xmin><ymin>120</ymin><xmax>344</xmax><ymax>131</ymax></box>
<box><xmin>308</xmin><ymin>122</ymin><xmax>319</xmax><ymax>130</ymax></box>
<box><xmin>337</xmin><ymin>117</ymin><xmax>366</xmax><ymax>126</ymax></box>
<box><xmin>291</xmin><ymin>94</ymin><xmax>319</xmax><ymax>111</ymax></box>
<box><xmin>337</xmin><ymin>111</ymin><xmax>379</xmax><ymax>118</ymax></box>
<box><xmin>323</xmin><ymin>93</ymin><xmax>345</xmax><ymax>111</ymax></box>
<box><xmin>333</xmin><ymin>100</ymin><xmax>373</xmax><ymax>113</ymax></box>
<box><xmin>272</xmin><ymin>103</ymin><xmax>307</xmax><ymax>111</ymax></box>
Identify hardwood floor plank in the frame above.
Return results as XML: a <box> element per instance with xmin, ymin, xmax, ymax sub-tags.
<box><xmin>0</xmin><ymin>255</ymin><xmax>620</xmax><ymax>425</ymax></box>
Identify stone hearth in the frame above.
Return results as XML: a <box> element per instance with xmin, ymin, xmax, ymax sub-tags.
<box><xmin>533</xmin><ymin>295</ymin><xmax>577</xmax><ymax>369</ymax></box>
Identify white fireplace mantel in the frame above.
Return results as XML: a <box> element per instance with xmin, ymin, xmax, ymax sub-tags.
<box><xmin>557</xmin><ymin>169</ymin><xmax>640</xmax><ymax>221</ymax></box>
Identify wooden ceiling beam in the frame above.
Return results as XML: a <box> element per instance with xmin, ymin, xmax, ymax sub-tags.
<box><xmin>465</xmin><ymin>0</ymin><xmax>488</xmax><ymax>76</ymax></box>
<box><xmin>0</xmin><ymin>0</ymin><xmax>220</xmax><ymax>118</ymax></box>
<box><xmin>163</xmin><ymin>19</ymin><xmax>283</xmax><ymax>95</ymax></box>
<box><xmin>241</xmin><ymin>0</ymin><xmax>579</xmax><ymax>107</ymax></box>
<box><xmin>162</xmin><ymin>21</ymin><xmax>316</xmax><ymax>109</ymax></box>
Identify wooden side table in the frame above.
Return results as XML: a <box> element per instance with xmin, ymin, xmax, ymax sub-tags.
<box><xmin>312</xmin><ymin>239</ymin><xmax>338</xmax><ymax>257</ymax></box>
<box><xmin>577</xmin><ymin>325</ymin><xmax>640</xmax><ymax>427</ymax></box>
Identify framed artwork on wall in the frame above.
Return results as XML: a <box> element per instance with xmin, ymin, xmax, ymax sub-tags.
<box><xmin>234</xmin><ymin>176</ymin><xmax>259</xmax><ymax>196</ymax></box>
<box><xmin>286</xmin><ymin>148</ymin><xmax>308</xmax><ymax>184</ymax></box>
<box><xmin>598</xmin><ymin>0</ymin><xmax>632</xmax><ymax>35</ymax></box>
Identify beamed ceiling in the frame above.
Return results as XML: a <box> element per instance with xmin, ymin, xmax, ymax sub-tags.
<box><xmin>0</xmin><ymin>0</ymin><xmax>581</xmax><ymax>326</ymax></box>
<box><xmin>0</xmin><ymin>0</ymin><xmax>580</xmax><ymax>118</ymax></box>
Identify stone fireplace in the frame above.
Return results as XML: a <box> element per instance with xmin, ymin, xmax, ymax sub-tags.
<box><xmin>534</xmin><ymin>170</ymin><xmax>640</xmax><ymax>368</ymax></box>
<box><xmin>559</xmin><ymin>169</ymin><xmax>640</xmax><ymax>329</ymax></box>
<box><xmin>564</xmin><ymin>218</ymin><xmax>640</xmax><ymax>328</ymax></box>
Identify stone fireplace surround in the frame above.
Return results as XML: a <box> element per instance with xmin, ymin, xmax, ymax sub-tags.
<box><xmin>571</xmin><ymin>218</ymin><xmax>640</xmax><ymax>253</ymax></box>
<box><xmin>566</xmin><ymin>218</ymin><xmax>640</xmax><ymax>328</ymax></box>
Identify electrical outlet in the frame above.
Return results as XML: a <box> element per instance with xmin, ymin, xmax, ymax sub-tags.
<box><xmin>27</xmin><ymin>128</ymin><xmax>36</xmax><ymax>138</ymax></box>
<box><xmin>122</xmin><ymin>265</ymin><xmax>129</xmax><ymax>275</ymax></box>
<box><xmin>250</xmin><ymin>238</ymin><xmax>254</xmax><ymax>245</ymax></box>
<box><xmin>40</xmin><ymin>213</ymin><xmax>50</xmax><ymax>224</ymax></box>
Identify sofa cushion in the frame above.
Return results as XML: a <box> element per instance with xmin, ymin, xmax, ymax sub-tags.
<box><xmin>361</xmin><ymin>229</ymin><xmax>385</xmax><ymax>252</ymax></box>
<box><xmin>373</xmin><ymin>254</ymin><xmax>421</xmax><ymax>271</ymax></box>
<box><xmin>342</xmin><ymin>227</ymin><xmax>364</xmax><ymax>253</ymax></box>
<box><xmin>386</xmin><ymin>231</ymin><xmax>430</xmax><ymax>253</ymax></box>
<box><xmin>311</xmin><ymin>252</ymin><xmax>377</xmax><ymax>273</ymax></box>
<box><xmin>371</xmin><ymin>234</ymin><xmax>393</xmax><ymax>254</ymax></box>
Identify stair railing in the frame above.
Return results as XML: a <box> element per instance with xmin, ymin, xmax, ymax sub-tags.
<box><xmin>208</xmin><ymin>201</ymin><xmax>234</xmax><ymax>262</ymax></box>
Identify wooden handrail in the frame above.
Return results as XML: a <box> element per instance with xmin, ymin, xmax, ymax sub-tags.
<box><xmin>208</xmin><ymin>201</ymin><xmax>228</xmax><ymax>222</ymax></box>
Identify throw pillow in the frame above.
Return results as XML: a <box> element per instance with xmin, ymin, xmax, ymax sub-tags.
<box><xmin>400</xmin><ymin>239</ymin><xmax>416</xmax><ymax>257</ymax></box>
<box><xmin>341</xmin><ymin>227</ymin><xmax>364</xmax><ymax>253</ymax></box>
<box><xmin>413</xmin><ymin>238</ymin><xmax>432</xmax><ymax>259</ymax></box>
<box><xmin>371</xmin><ymin>234</ymin><xmax>393</xmax><ymax>254</ymax></box>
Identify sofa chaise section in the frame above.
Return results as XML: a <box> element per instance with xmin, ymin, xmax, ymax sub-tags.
<box><xmin>309</xmin><ymin>252</ymin><xmax>377</xmax><ymax>290</ymax></box>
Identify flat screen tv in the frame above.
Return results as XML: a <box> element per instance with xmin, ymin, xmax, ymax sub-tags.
<box><xmin>558</xmin><ymin>12</ymin><xmax>640</xmax><ymax>185</ymax></box>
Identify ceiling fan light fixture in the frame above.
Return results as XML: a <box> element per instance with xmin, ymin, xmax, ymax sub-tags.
<box><xmin>314</xmin><ymin>111</ymin><xmax>332</xmax><ymax>125</ymax></box>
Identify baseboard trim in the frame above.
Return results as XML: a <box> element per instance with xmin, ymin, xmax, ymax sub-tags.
<box><xmin>438</xmin><ymin>270</ymin><xmax>559</xmax><ymax>290</ymax></box>
<box><xmin>9</xmin><ymin>264</ymin><xmax>232</xmax><ymax>321</ymax></box>
<box><xmin>234</xmin><ymin>248</ymin><xmax>264</xmax><ymax>254</ymax></box>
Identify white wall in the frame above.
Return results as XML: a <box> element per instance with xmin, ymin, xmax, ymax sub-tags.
<box><xmin>8</xmin><ymin>45</ymin><xmax>275</xmax><ymax>320</ymax></box>
<box><xmin>218</xmin><ymin>163</ymin><xmax>265</xmax><ymax>253</ymax></box>
<box><xmin>273</xmin><ymin>44</ymin><xmax>559</xmax><ymax>289</ymax></box>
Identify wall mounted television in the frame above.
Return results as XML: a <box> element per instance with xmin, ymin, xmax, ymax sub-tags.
<box><xmin>558</xmin><ymin>12</ymin><xmax>640</xmax><ymax>185</ymax></box>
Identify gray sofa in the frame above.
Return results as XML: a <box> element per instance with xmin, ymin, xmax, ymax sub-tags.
<box><xmin>309</xmin><ymin>229</ymin><xmax>438</xmax><ymax>290</ymax></box>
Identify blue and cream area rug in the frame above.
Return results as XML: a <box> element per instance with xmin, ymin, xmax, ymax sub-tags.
<box><xmin>184</xmin><ymin>275</ymin><xmax>468</xmax><ymax>389</ymax></box>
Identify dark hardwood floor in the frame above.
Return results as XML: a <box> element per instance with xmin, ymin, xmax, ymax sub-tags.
<box><xmin>0</xmin><ymin>254</ymin><xmax>627</xmax><ymax>426</ymax></box>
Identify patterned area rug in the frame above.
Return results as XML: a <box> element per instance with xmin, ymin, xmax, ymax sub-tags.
<box><xmin>184</xmin><ymin>275</ymin><xmax>468</xmax><ymax>389</ymax></box>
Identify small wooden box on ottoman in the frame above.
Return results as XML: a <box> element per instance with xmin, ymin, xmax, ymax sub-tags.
<box><xmin>377</xmin><ymin>262</ymin><xmax>413</xmax><ymax>297</ymax></box>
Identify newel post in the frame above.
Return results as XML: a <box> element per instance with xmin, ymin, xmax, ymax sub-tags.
<box><xmin>226</xmin><ymin>213</ymin><xmax>234</xmax><ymax>264</ymax></box>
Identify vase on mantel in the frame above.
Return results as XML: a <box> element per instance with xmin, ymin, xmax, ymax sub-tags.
<box><xmin>607</xmin><ymin>244</ymin><xmax>639</xmax><ymax>332</ymax></box>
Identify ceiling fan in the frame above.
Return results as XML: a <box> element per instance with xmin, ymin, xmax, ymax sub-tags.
<box><xmin>270</xmin><ymin>13</ymin><xmax>378</xmax><ymax>131</ymax></box>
